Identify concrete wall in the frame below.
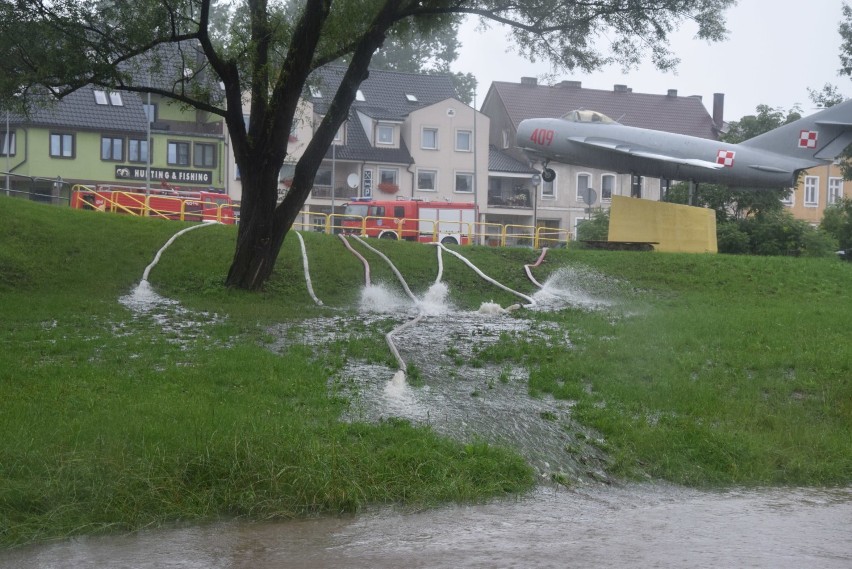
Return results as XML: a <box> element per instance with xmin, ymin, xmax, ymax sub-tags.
<box><xmin>608</xmin><ymin>196</ymin><xmax>717</xmax><ymax>253</ymax></box>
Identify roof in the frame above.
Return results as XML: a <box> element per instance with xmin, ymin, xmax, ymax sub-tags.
<box><xmin>9</xmin><ymin>85</ymin><xmax>148</xmax><ymax>133</ymax></box>
<box><xmin>312</xmin><ymin>66</ymin><xmax>458</xmax><ymax>164</ymax></box>
<box><xmin>487</xmin><ymin>81</ymin><xmax>719</xmax><ymax>139</ymax></box>
<box><xmin>310</xmin><ymin>66</ymin><xmax>457</xmax><ymax>120</ymax></box>
<box><xmin>489</xmin><ymin>145</ymin><xmax>538</xmax><ymax>174</ymax></box>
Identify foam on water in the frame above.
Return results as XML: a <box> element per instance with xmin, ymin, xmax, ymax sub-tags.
<box><xmin>359</xmin><ymin>283</ymin><xmax>414</xmax><ymax>313</ymax></box>
<box><xmin>118</xmin><ymin>280</ymin><xmax>178</xmax><ymax>313</ymax></box>
<box><xmin>417</xmin><ymin>281</ymin><xmax>450</xmax><ymax>315</ymax></box>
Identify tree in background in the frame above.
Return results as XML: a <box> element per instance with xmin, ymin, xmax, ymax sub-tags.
<box><xmin>821</xmin><ymin>197</ymin><xmax>852</xmax><ymax>252</ymax></box>
<box><xmin>0</xmin><ymin>0</ymin><xmax>735</xmax><ymax>290</ymax></box>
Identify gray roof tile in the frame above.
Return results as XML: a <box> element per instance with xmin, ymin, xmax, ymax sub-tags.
<box><xmin>10</xmin><ymin>85</ymin><xmax>148</xmax><ymax>133</ymax></box>
<box><xmin>488</xmin><ymin>81</ymin><xmax>719</xmax><ymax>139</ymax></box>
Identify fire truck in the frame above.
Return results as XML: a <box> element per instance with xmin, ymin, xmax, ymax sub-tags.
<box><xmin>341</xmin><ymin>198</ymin><xmax>477</xmax><ymax>244</ymax></box>
<box><xmin>70</xmin><ymin>185</ymin><xmax>236</xmax><ymax>225</ymax></box>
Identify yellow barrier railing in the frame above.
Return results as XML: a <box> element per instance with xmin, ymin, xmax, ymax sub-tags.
<box><xmin>295</xmin><ymin>212</ymin><xmax>569</xmax><ymax>248</ymax></box>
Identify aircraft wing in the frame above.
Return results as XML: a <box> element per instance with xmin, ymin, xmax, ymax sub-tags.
<box><xmin>568</xmin><ymin>137</ymin><xmax>725</xmax><ymax>170</ymax></box>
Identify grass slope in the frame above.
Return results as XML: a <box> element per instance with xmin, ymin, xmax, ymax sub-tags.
<box><xmin>1</xmin><ymin>196</ymin><xmax>850</xmax><ymax>547</ymax></box>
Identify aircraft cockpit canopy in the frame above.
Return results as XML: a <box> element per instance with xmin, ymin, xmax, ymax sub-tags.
<box><xmin>561</xmin><ymin>110</ymin><xmax>617</xmax><ymax>124</ymax></box>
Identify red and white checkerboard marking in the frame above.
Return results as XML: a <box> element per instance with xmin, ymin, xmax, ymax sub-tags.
<box><xmin>799</xmin><ymin>130</ymin><xmax>818</xmax><ymax>149</ymax></box>
<box><xmin>716</xmin><ymin>150</ymin><xmax>736</xmax><ymax>167</ymax></box>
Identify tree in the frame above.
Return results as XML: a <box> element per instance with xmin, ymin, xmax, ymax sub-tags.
<box><xmin>340</xmin><ymin>16</ymin><xmax>477</xmax><ymax>103</ymax></box>
<box><xmin>0</xmin><ymin>0</ymin><xmax>735</xmax><ymax>290</ymax></box>
<box><xmin>821</xmin><ymin>197</ymin><xmax>852</xmax><ymax>251</ymax></box>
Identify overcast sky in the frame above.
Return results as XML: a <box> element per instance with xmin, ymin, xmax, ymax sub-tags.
<box><xmin>452</xmin><ymin>0</ymin><xmax>849</xmax><ymax>122</ymax></box>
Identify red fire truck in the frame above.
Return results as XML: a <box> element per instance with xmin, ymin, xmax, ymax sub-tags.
<box><xmin>341</xmin><ymin>198</ymin><xmax>477</xmax><ymax>244</ymax></box>
<box><xmin>71</xmin><ymin>185</ymin><xmax>236</xmax><ymax>224</ymax></box>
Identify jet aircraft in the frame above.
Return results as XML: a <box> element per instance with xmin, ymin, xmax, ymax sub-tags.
<box><xmin>516</xmin><ymin>99</ymin><xmax>852</xmax><ymax>189</ymax></box>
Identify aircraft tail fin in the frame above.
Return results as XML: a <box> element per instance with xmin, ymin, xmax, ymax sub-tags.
<box><xmin>740</xmin><ymin>99</ymin><xmax>852</xmax><ymax>165</ymax></box>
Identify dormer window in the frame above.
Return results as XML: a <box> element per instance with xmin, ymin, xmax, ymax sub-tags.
<box><xmin>406</xmin><ymin>94</ymin><xmax>418</xmax><ymax>102</ymax></box>
<box><xmin>310</xmin><ymin>86</ymin><xmax>322</xmax><ymax>98</ymax></box>
<box><xmin>377</xmin><ymin>124</ymin><xmax>394</xmax><ymax>145</ymax></box>
<box><xmin>93</xmin><ymin>89</ymin><xmax>123</xmax><ymax>106</ymax></box>
<box><xmin>356</xmin><ymin>89</ymin><xmax>365</xmax><ymax>102</ymax></box>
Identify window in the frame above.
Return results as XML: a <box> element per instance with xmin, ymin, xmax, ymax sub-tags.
<box><xmin>541</xmin><ymin>179</ymin><xmax>555</xmax><ymax>198</ymax></box>
<box><xmin>167</xmin><ymin>141</ymin><xmax>190</xmax><ymax>166</ymax></box>
<box><xmin>1</xmin><ymin>130</ymin><xmax>15</xmax><ymax>157</ymax></box>
<box><xmin>421</xmin><ymin>127</ymin><xmax>438</xmax><ymax>150</ymax></box>
<box><xmin>417</xmin><ymin>169</ymin><xmax>437</xmax><ymax>191</ymax></box>
<box><xmin>379</xmin><ymin>168</ymin><xmax>398</xmax><ymax>187</ymax></box>
<box><xmin>332</xmin><ymin>124</ymin><xmax>343</xmax><ymax>144</ymax></box>
<box><xmin>828</xmin><ymin>177</ymin><xmax>844</xmax><ymax>205</ymax></box>
<box><xmin>576</xmin><ymin>173</ymin><xmax>592</xmax><ymax>202</ymax></box>
<box><xmin>355</xmin><ymin>89</ymin><xmax>365</xmax><ymax>102</ymax></box>
<box><xmin>455</xmin><ymin>129</ymin><xmax>472</xmax><ymax>152</ymax></box>
<box><xmin>455</xmin><ymin>172</ymin><xmax>474</xmax><ymax>193</ymax></box>
<box><xmin>804</xmin><ymin>176</ymin><xmax>819</xmax><ymax>206</ymax></box>
<box><xmin>405</xmin><ymin>93</ymin><xmax>418</xmax><ymax>102</ymax></box>
<box><xmin>143</xmin><ymin>103</ymin><xmax>157</xmax><ymax>123</ymax></box>
<box><xmin>128</xmin><ymin>138</ymin><xmax>149</xmax><ymax>163</ymax></box>
<box><xmin>631</xmin><ymin>175</ymin><xmax>644</xmax><ymax>198</ymax></box>
<box><xmin>93</xmin><ymin>90</ymin><xmax>123</xmax><ymax>106</ymax></box>
<box><xmin>101</xmin><ymin>136</ymin><xmax>124</xmax><ymax>161</ymax></box>
<box><xmin>194</xmin><ymin>142</ymin><xmax>217</xmax><ymax>168</ymax></box>
<box><xmin>50</xmin><ymin>133</ymin><xmax>74</xmax><ymax>158</ymax></box>
<box><xmin>781</xmin><ymin>189</ymin><xmax>794</xmax><ymax>206</ymax></box>
<box><xmin>377</xmin><ymin>124</ymin><xmax>394</xmax><ymax>145</ymax></box>
<box><xmin>315</xmin><ymin>167</ymin><xmax>332</xmax><ymax>186</ymax></box>
<box><xmin>601</xmin><ymin>174</ymin><xmax>615</xmax><ymax>201</ymax></box>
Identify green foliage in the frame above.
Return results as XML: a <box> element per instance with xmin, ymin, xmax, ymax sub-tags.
<box><xmin>575</xmin><ymin>208</ymin><xmax>610</xmax><ymax>242</ymax></box>
<box><xmin>716</xmin><ymin>211</ymin><xmax>837</xmax><ymax>257</ymax></box>
<box><xmin>821</xmin><ymin>196</ymin><xmax>852</xmax><ymax>250</ymax></box>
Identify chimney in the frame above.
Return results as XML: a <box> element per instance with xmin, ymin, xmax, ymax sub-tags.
<box><xmin>667</xmin><ymin>89</ymin><xmax>678</xmax><ymax>97</ymax></box>
<box><xmin>520</xmin><ymin>77</ymin><xmax>538</xmax><ymax>86</ymax></box>
<box><xmin>559</xmin><ymin>80</ymin><xmax>582</xmax><ymax>88</ymax></box>
<box><xmin>713</xmin><ymin>93</ymin><xmax>725</xmax><ymax>129</ymax></box>
<box><xmin>614</xmin><ymin>84</ymin><xmax>629</xmax><ymax>92</ymax></box>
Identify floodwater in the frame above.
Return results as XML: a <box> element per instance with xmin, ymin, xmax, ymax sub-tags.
<box><xmin>2</xmin><ymin>484</ymin><xmax>849</xmax><ymax>568</ymax></box>
<box><xmin>33</xmin><ymin>247</ymin><xmax>844</xmax><ymax>568</ymax></box>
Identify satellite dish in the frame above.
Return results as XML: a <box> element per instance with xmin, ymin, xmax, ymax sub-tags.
<box><xmin>346</xmin><ymin>173</ymin><xmax>359</xmax><ymax>189</ymax></box>
<box><xmin>580</xmin><ymin>187</ymin><xmax>598</xmax><ymax>206</ymax></box>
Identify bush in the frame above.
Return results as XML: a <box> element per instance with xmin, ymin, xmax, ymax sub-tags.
<box><xmin>716</xmin><ymin>222</ymin><xmax>750</xmax><ymax>254</ymax></box>
<box><xmin>576</xmin><ymin>209</ymin><xmax>609</xmax><ymax>242</ymax></box>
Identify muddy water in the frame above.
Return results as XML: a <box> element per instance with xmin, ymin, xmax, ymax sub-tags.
<box><xmin>2</xmin><ymin>484</ymin><xmax>849</xmax><ymax>568</ymax></box>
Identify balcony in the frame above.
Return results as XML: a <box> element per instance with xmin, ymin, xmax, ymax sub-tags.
<box><xmin>487</xmin><ymin>189</ymin><xmax>532</xmax><ymax>209</ymax></box>
<box><xmin>310</xmin><ymin>185</ymin><xmax>359</xmax><ymax>200</ymax></box>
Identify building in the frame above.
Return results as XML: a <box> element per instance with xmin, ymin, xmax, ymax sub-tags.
<box><xmin>2</xmin><ymin>45</ymin><xmax>227</xmax><ymax>203</ymax></box>
<box><xmin>226</xmin><ymin>66</ymin><xmax>490</xmax><ymax>232</ymax></box>
<box><xmin>480</xmin><ymin>78</ymin><xmax>724</xmax><ymax>237</ymax></box>
<box><xmin>785</xmin><ymin>162</ymin><xmax>849</xmax><ymax>225</ymax></box>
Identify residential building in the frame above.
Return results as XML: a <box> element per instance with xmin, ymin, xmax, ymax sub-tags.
<box><xmin>480</xmin><ymin>78</ymin><xmax>724</xmax><ymax>238</ymax></box>
<box><xmin>2</xmin><ymin>46</ymin><xmax>227</xmax><ymax>203</ymax></box>
<box><xmin>785</xmin><ymin>162</ymin><xmax>849</xmax><ymax>225</ymax></box>
<box><xmin>226</xmin><ymin>66</ymin><xmax>490</xmax><ymax>231</ymax></box>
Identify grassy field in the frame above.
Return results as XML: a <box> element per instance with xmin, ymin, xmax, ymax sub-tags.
<box><xmin>1</xmin><ymin>195</ymin><xmax>850</xmax><ymax>547</ymax></box>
